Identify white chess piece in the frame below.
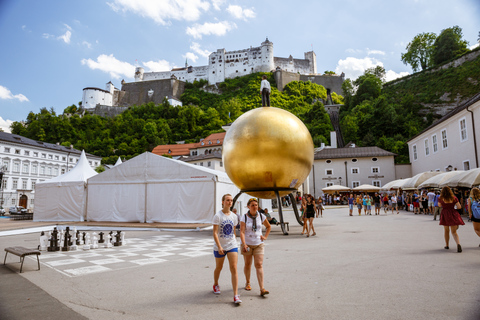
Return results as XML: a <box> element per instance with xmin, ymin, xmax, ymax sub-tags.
<box><xmin>70</xmin><ymin>231</ymin><xmax>77</xmax><ymax>251</ymax></box>
<box><xmin>91</xmin><ymin>232</ymin><xmax>99</xmax><ymax>249</ymax></box>
<box><xmin>59</xmin><ymin>230</ymin><xmax>65</xmax><ymax>248</ymax></box>
<box><xmin>83</xmin><ymin>233</ymin><xmax>91</xmax><ymax>250</ymax></box>
<box><xmin>39</xmin><ymin>233</ymin><xmax>48</xmax><ymax>251</ymax></box>
<box><xmin>120</xmin><ymin>231</ymin><xmax>126</xmax><ymax>245</ymax></box>
<box><xmin>106</xmin><ymin>234</ymin><xmax>113</xmax><ymax>248</ymax></box>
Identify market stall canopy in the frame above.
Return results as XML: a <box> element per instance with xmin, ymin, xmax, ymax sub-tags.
<box><xmin>322</xmin><ymin>185</ymin><xmax>351</xmax><ymax>194</ymax></box>
<box><xmin>353</xmin><ymin>184</ymin><xmax>381</xmax><ymax>192</ymax></box>
<box><xmin>401</xmin><ymin>171</ymin><xmax>442</xmax><ymax>190</ymax></box>
<box><xmin>439</xmin><ymin>168</ymin><xmax>480</xmax><ymax>188</ymax></box>
<box><xmin>418</xmin><ymin>171</ymin><xmax>464</xmax><ymax>189</ymax></box>
<box><xmin>382</xmin><ymin>179</ymin><xmax>408</xmax><ymax>191</ymax></box>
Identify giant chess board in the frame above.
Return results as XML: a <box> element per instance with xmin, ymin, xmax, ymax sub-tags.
<box><xmin>37</xmin><ymin>235</ymin><xmax>213</xmax><ymax>277</ymax></box>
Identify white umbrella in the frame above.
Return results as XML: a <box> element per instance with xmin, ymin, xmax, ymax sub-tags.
<box><xmin>401</xmin><ymin>171</ymin><xmax>442</xmax><ymax>190</ymax></box>
<box><xmin>353</xmin><ymin>184</ymin><xmax>381</xmax><ymax>192</ymax></box>
<box><xmin>439</xmin><ymin>168</ymin><xmax>480</xmax><ymax>188</ymax></box>
<box><xmin>322</xmin><ymin>185</ymin><xmax>351</xmax><ymax>194</ymax></box>
<box><xmin>382</xmin><ymin>179</ymin><xmax>408</xmax><ymax>191</ymax></box>
<box><xmin>418</xmin><ymin>171</ymin><xmax>464</xmax><ymax>189</ymax></box>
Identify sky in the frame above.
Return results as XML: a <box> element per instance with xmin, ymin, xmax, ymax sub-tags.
<box><xmin>0</xmin><ymin>0</ymin><xmax>479</xmax><ymax>132</ymax></box>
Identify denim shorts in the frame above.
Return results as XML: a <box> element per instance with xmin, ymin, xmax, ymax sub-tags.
<box><xmin>214</xmin><ymin>247</ymin><xmax>238</xmax><ymax>258</ymax></box>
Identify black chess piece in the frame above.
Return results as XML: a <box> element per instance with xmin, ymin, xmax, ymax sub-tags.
<box><xmin>47</xmin><ymin>233</ymin><xmax>56</xmax><ymax>252</ymax></box>
<box><xmin>76</xmin><ymin>230</ymin><xmax>81</xmax><ymax>245</ymax></box>
<box><xmin>82</xmin><ymin>232</ymin><xmax>86</xmax><ymax>245</ymax></box>
<box><xmin>52</xmin><ymin>227</ymin><xmax>60</xmax><ymax>251</ymax></box>
<box><xmin>62</xmin><ymin>227</ymin><xmax>70</xmax><ymax>251</ymax></box>
<box><xmin>98</xmin><ymin>232</ymin><xmax>105</xmax><ymax>244</ymax></box>
<box><xmin>114</xmin><ymin>231</ymin><xmax>122</xmax><ymax>246</ymax></box>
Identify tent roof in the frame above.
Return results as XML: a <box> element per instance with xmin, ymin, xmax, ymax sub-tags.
<box><xmin>38</xmin><ymin>150</ymin><xmax>97</xmax><ymax>184</ymax></box>
<box><xmin>88</xmin><ymin>152</ymin><xmax>231</xmax><ymax>184</ymax></box>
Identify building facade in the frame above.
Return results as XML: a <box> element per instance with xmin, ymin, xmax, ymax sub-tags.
<box><xmin>407</xmin><ymin>93</ymin><xmax>480</xmax><ymax>175</ymax></box>
<box><xmin>0</xmin><ymin>132</ymin><xmax>102</xmax><ymax>212</ymax></box>
<box><xmin>308</xmin><ymin>146</ymin><xmax>396</xmax><ymax>198</ymax></box>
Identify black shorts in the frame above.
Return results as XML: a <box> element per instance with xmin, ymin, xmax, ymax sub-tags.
<box><xmin>472</xmin><ymin>216</ymin><xmax>480</xmax><ymax>223</ymax></box>
<box><xmin>306</xmin><ymin>211</ymin><xmax>315</xmax><ymax>219</ymax></box>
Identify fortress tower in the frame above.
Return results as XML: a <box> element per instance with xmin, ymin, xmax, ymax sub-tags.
<box><xmin>260</xmin><ymin>38</ymin><xmax>275</xmax><ymax>72</ymax></box>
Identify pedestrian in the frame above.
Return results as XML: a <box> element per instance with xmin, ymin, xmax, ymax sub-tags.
<box><xmin>438</xmin><ymin>186</ymin><xmax>464</xmax><ymax>252</ymax></box>
<box><xmin>300</xmin><ymin>197</ymin><xmax>308</xmax><ymax>235</ymax></box>
<box><xmin>383</xmin><ymin>194</ymin><xmax>389</xmax><ymax>213</ymax></box>
<box><xmin>240</xmin><ymin>198</ymin><xmax>271</xmax><ymax>296</ymax></box>
<box><xmin>373</xmin><ymin>192</ymin><xmax>381</xmax><ymax>215</ymax></box>
<box><xmin>427</xmin><ymin>190</ymin><xmax>436</xmax><ymax>215</ymax></box>
<box><xmin>263</xmin><ymin>208</ymin><xmax>278</xmax><ymax>225</ymax></box>
<box><xmin>316</xmin><ymin>196</ymin><xmax>324</xmax><ymax>218</ymax></box>
<box><xmin>413</xmin><ymin>191</ymin><xmax>420</xmax><ymax>214</ymax></box>
<box><xmin>467</xmin><ymin>187</ymin><xmax>480</xmax><ymax>246</ymax></box>
<box><xmin>433</xmin><ymin>191</ymin><xmax>441</xmax><ymax>221</ymax></box>
<box><xmin>362</xmin><ymin>195</ymin><xmax>368</xmax><ymax>215</ymax></box>
<box><xmin>212</xmin><ymin>194</ymin><xmax>241</xmax><ymax>304</ymax></box>
<box><xmin>421</xmin><ymin>192</ymin><xmax>429</xmax><ymax>214</ymax></box>
<box><xmin>304</xmin><ymin>194</ymin><xmax>317</xmax><ymax>237</ymax></box>
<box><xmin>391</xmin><ymin>194</ymin><xmax>398</xmax><ymax>214</ymax></box>
<box><xmin>260</xmin><ymin>75</ymin><xmax>271</xmax><ymax>107</ymax></box>
<box><xmin>366</xmin><ymin>195</ymin><xmax>372</xmax><ymax>215</ymax></box>
<box><xmin>356</xmin><ymin>195</ymin><xmax>363</xmax><ymax>215</ymax></box>
<box><xmin>348</xmin><ymin>193</ymin><xmax>354</xmax><ymax>216</ymax></box>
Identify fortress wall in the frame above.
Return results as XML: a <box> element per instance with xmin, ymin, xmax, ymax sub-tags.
<box><xmin>117</xmin><ymin>79</ymin><xmax>185</xmax><ymax>107</ymax></box>
<box><xmin>300</xmin><ymin>74</ymin><xmax>344</xmax><ymax>96</ymax></box>
<box><xmin>274</xmin><ymin>70</ymin><xmax>301</xmax><ymax>91</ymax></box>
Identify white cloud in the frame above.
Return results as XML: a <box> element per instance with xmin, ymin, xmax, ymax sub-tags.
<box><xmin>367</xmin><ymin>49</ymin><xmax>385</xmax><ymax>55</ymax></box>
<box><xmin>183</xmin><ymin>52</ymin><xmax>199</xmax><ymax>63</ymax></box>
<box><xmin>385</xmin><ymin>70</ymin><xmax>410</xmax><ymax>82</ymax></box>
<box><xmin>470</xmin><ymin>43</ymin><xmax>479</xmax><ymax>50</ymax></box>
<box><xmin>57</xmin><ymin>24</ymin><xmax>72</xmax><ymax>44</ymax></box>
<box><xmin>81</xmin><ymin>54</ymin><xmax>135</xmax><ymax>79</ymax></box>
<box><xmin>211</xmin><ymin>0</ymin><xmax>224</xmax><ymax>10</ymax></box>
<box><xmin>335</xmin><ymin>56</ymin><xmax>409</xmax><ymax>81</ymax></box>
<box><xmin>226</xmin><ymin>5</ymin><xmax>256</xmax><ymax>20</ymax></box>
<box><xmin>42</xmin><ymin>33</ymin><xmax>54</xmax><ymax>39</ymax></box>
<box><xmin>142</xmin><ymin>59</ymin><xmax>175</xmax><ymax>72</ymax></box>
<box><xmin>190</xmin><ymin>42</ymin><xmax>211</xmax><ymax>58</ymax></box>
<box><xmin>186</xmin><ymin>21</ymin><xmax>236</xmax><ymax>39</ymax></box>
<box><xmin>82</xmin><ymin>41</ymin><xmax>92</xmax><ymax>49</ymax></box>
<box><xmin>0</xmin><ymin>117</ymin><xmax>13</xmax><ymax>133</ymax></box>
<box><xmin>107</xmin><ymin>0</ymin><xmax>210</xmax><ymax>25</ymax></box>
<box><xmin>0</xmin><ymin>85</ymin><xmax>29</xmax><ymax>102</ymax></box>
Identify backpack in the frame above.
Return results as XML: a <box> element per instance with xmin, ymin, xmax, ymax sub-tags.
<box><xmin>471</xmin><ymin>198</ymin><xmax>480</xmax><ymax>219</ymax></box>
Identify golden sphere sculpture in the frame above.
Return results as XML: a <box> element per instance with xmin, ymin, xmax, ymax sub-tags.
<box><xmin>223</xmin><ymin>107</ymin><xmax>314</xmax><ymax>199</ymax></box>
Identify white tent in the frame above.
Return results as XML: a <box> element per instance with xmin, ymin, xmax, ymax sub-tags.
<box><xmin>86</xmin><ymin>152</ymin><xmax>251</xmax><ymax>223</ymax></box>
<box><xmin>114</xmin><ymin>157</ymin><xmax>123</xmax><ymax>166</ymax></box>
<box><xmin>34</xmin><ymin>150</ymin><xmax>98</xmax><ymax>221</ymax></box>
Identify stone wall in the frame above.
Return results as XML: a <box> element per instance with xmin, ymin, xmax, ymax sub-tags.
<box><xmin>88</xmin><ymin>105</ymin><xmax>129</xmax><ymax>118</ymax></box>
<box><xmin>117</xmin><ymin>79</ymin><xmax>185</xmax><ymax>107</ymax></box>
<box><xmin>274</xmin><ymin>70</ymin><xmax>344</xmax><ymax>96</ymax></box>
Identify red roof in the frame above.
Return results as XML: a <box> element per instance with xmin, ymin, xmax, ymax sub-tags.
<box><xmin>152</xmin><ymin>143</ymin><xmax>196</xmax><ymax>157</ymax></box>
<box><xmin>194</xmin><ymin>132</ymin><xmax>226</xmax><ymax>148</ymax></box>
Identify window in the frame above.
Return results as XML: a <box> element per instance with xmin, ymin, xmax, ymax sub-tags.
<box><xmin>22</xmin><ymin>180</ymin><xmax>27</xmax><ymax>189</ymax></box>
<box><xmin>69</xmin><ymin>158</ymin><xmax>73</xmax><ymax>162</ymax></box>
<box><xmin>62</xmin><ymin>156</ymin><xmax>66</xmax><ymax>161</ymax></box>
<box><xmin>89</xmin><ymin>161</ymin><xmax>92</xmax><ymax>165</ymax></box>
<box><xmin>352</xmin><ymin>181</ymin><xmax>360</xmax><ymax>188</ymax></box>
<box><xmin>33</xmin><ymin>152</ymin><xmax>38</xmax><ymax>157</ymax></box>
<box><xmin>47</xmin><ymin>167</ymin><xmax>52</xmax><ymax>175</ymax></box>
<box><xmin>372</xmin><ymin>158</ymin><xmax>378</xmax><ymax>162</ymax></box>
<box><xmin>11</xmin><ymin>198</ymin><xmax>16</xmax><ymax>205</ymax></box>
<box><xmin>372</xmin><ymin>167</ymin><xmax>379</xmax><ymax>173</ymax></box>
<box><xmin>441</xmin><ymin>129</ymin><xmax>448</xmax><ymax>149</ymax></box>
<box><xmin>22</xmin><ymin>163</ymin><xmax>29</xmax><ymax>173</ymax></box>
<box><xmin>459</xmin><ymin>118</ymin><xmax>467</xmax><ymax>142</ymax></box>
<box><xmin>13</xmin><ymin>162</ymin><xmax>19</xmax><ymax>172</ymax></box>
<box><xmin>351</xmin><ymin>168</ymin><xmax>359</xmax><ymax>174</ymax></box>
<box><xmin>326</xmin><ymin>182</ymin><xmax>334</xmax><ymax>187</ymax></box>
<box><xmin>2</xmin><ymin>178</ymin><xmax>7</xmax><ymax>190</ymax></box>
<box><xmin>24</xmin><ymin>151</ymin><xmax>30</xmax><ymax>156</ymax></box>
<box><xmin>208</xmin><ymin>161</ymin><xmax>211</xmax><ymax>167</ymax></box>
<box><xmin>326</xmin><ymin>169</ymin><xmax>333</xmax><ymax>175</ymax></box>
<box><xmin>351</xmin><ymin>159</ymin><xmax>358</xmax><ymax>163</ymax></box>
<box><xmin>326</xmin><ymin>160</ymin><xmax>332</xmax><ymax>164</ymax></box>
<box><xmin>31</xmin><ymin>199</ymin><xmax>34</xmax><ymax>205</ymax></box>
<box><xmin>413</xmin><ymin>145</ymin><xmax>417</xmax><ymax>161</ymax></box>
<box><xmin>424</xmin><ymin>138</ymin><xmax>429</xmax><ymax>156</ymax></box>
<box><xmin>12</xmin><ymin>179</ymin><xmax>18</xmax><ymax>189</ymax></box>
<box><xmin>200</xmin><ymin>162</ymin><xmax>204</xmax><ymax>166</ymax></box>
<box><xmin>4</xmin><ymin>147</ymin><xmax>10</xmax><ymax>153</ymax></box>
<box><xmin>54</xmin><ymin>168</ymin><xmax>58</xmax><ymax>176</ymax></box>
<box><xmin>372</xmin><ymin>181</ymin><xmax>381</xmax><ymax>187</ymax></box>
<box><xmin>41</xmin><ymin>153</ymin><xmax>46</xmax><ymax>158</ymax></box>
<box><xmin>31</xmin><ymin>181</ymin><xmax>36</xmax><ymax>190</ymax></box>
<box><xmin>463</xmin><ymin>161</ymin><xmax>470</xmax><ymax>171</ymax></box>
<box><xmin>220</xmin><ymin>161</ymin><xmax>223</xmax><ymax>167</ymax></box>
<box><xmin>40</xmin><ymin>166</ymin><xmax>45</xmax><ymax>175</ymax></box>
<box><xmin>15</xmin><ymin>149</ymin><xmax>20</xmax><ymax>155</ymax></box>
<box><xmin>32</xmin><ymin>164</ymin><xmax>37</xmax><ymax>174</ymax></box>
<box><xmin>61</xmin><ymin>168</ymin><xmax>65</xmax><ymax>174</ymax></box>
<box><xmin>55</xmin><ymin>155</ymin><xmax>59</xmax><ymax>160</ymax></box>
<box><xmin>432</xmin><ymin>135</ymin><xmax>438</xmax><ymax>153</ymax></box>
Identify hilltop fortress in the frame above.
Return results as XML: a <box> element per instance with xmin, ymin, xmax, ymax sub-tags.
<box><xmin>82</xmin><ymin>38</ymin><xmax>344</xmax><ymax>115</ymax></box>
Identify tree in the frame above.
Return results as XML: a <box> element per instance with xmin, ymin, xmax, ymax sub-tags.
<box><xmin>432</xmin><ymin>26</ymin><xmax>469</xmax><ymax>66</ymax></box>
<box><xmin>364</xmin><ymin>66</ymin><xmax>386</xmax><ymax>83</ymax></box>
<box><xmin>401</xmin><ymin>32</ymin><xmax>436</xmax><ymax>72</ymax></box>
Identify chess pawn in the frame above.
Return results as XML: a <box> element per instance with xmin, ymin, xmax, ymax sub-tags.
<box><xmin>59</xmin><ymin>230</ymin><xmax>65</xmax><ymax>248</ymax></box>
<box><xmin>105</xmin><ymin>234</ymin><xmax>113</xmax><ymax>248</ymax></box>
<box><xmin>91</xmin><ymin>232</ymin><xmax>99</xmax><ymax>249</ymax></box>
<box><xmin>83</xmin><ymin>233</ymin><xmax>91</xmax><ymax>250</ymax></box>
<box><xmin>39</xmin><ymin>231</ymin><xmax>48</xmax><ymax>251</ymax></box>
<box><xmin>98</xmin><ymin>232</ymin><xmax>105</xmax><ymax>244</ymax></box>
<box><xmin>70</xmin><ymin>231</ymin><xmax>77</xmax><ymax>251</ymax></box>
<box><xmin>120</xmin><ymin>231</ymin><xmax>126</xmax><ymax>245</ymax></box>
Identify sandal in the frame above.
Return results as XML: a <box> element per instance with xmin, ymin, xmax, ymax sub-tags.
<box><xmin>312</xmin><ymin>232</ymin><xmax>316</xmax><ymax>236</ymax></box>
<box><xmin>260</xmin><ymin>289</ymin><xmax>269</xmax><ymax>296</ymax></box>
<box><xmin>245</xmin><ymin>283</ymin><xmax>251</xmax><ymax>291</ymax></box>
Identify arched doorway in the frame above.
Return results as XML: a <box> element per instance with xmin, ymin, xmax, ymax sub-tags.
<box><xmin>19</xmin><ymin>194</ymin><xmax>28</xmax><ymax>208</ymax></box>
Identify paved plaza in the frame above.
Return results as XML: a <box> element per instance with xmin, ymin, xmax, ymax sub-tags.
<box><xmin>1</xmin><ymin>207</ymin><xmax>479</xmax><ymax>320</ymax></box>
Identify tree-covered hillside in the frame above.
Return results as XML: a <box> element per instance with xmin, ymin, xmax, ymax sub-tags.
<box><xmin>11</xmin><ymin>72</ymin><xmax>337</xmax><ymax>164</ymax></box>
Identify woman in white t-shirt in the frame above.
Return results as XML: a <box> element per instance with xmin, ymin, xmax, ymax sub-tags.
<box><xmin>391</xmin><ymin>195</ymin><xmax>398</xmax><ymax>214</ymax></box>
<box><xmin>240</xmin><ymin>198</ymin><xmax>271</xmax><ymax>296</ymax></box>
<box><xmin>213</xmin><ymin>194</ymin><xmax>241</xmax><ymax>304</ymax></box>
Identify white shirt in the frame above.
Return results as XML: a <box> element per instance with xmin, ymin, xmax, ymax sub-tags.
<box><xmin>241</xmin><ymin>212</ymin><xmax>265</xmax><ymax>246</ymax></box>
<box><xmin>260</xmin><ymin>79</ymin><xmax>271</xmax><ymax>93</ymax></box>
<box><xmin>391</xmin><ymin>196</ymin><xmax>397</xmax><ymax>203</ymax></box>
<box><xmin>213</xmin><ymin>210</ymin><xmax>238</xmax><ymax>251</ymax></box>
